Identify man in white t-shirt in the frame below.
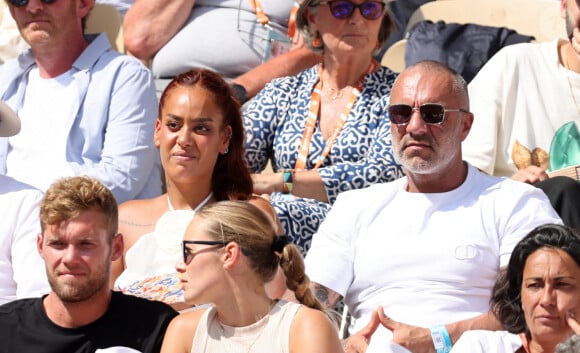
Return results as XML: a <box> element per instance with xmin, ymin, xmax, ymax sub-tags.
<box><xmin>0</xmin><ymin>101</ymin><xmax>49</xmax><ymax>304</ymax></box>
<box><xmin>304</xmin><ymin>61</ymin><xmax>562</xmax><ymax>353</ymax></box>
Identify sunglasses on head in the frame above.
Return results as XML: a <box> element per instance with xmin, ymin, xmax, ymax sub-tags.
<box><xmin>9</xmin><ymin>0</ymin><xmax>57</xmax><ymax>7</ymax></box>
<box><xmin>182</xmin><ymin>240</ymin><xmax>226</xmax><ymax>265</ymax></box>
<box><xmin>315</xmin><ymin>1</ymin><xmax>386</xmax><ymax>20</ymax></box>
<box><xmin>388</xmin><ymin>103</ymin><xmax>469</xmax><ymax>125</ymax></box>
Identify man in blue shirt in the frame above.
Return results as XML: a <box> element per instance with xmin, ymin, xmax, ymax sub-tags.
<box><xmin>0</xmin><ymin>0</ymin><xmax>161</xmax><ymax>203</ymax></box>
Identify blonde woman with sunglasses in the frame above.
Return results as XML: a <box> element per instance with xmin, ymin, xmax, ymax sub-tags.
<box><xmin>160</xmin><ymin>200</ymin><xmax>343</xmax><ymax>353</ymax></box>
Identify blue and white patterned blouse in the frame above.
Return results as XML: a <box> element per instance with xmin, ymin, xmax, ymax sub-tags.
<box><xmin>244</xmin><ymin>65</ymin><xmax>404</xmax><ymax>253</ymax></box>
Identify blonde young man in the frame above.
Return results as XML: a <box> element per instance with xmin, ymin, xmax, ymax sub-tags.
<box><xmin>0</xmin><ymin>176</ymin><xmax>177</xmax><ymax>352</ymax></box>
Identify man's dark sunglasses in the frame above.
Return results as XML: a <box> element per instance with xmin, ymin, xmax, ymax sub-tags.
<box><xmin>182</xmin><ymin>240</ymin><xmax>226</xmax><ymax>265</ymax></box>
<box><xmin>9</xmin><ymin>0</ymin><xmax>57</xmax><ymax>7</ymax></box>
<box><xmin>388</xmin><ymin>103</ymin><xmax>470</xmax><ymax>125</ymax></box>
<box><xmin>315</xmin><ymin>1</ymin><xmax>386</xmax><ymax>20</ymax></box>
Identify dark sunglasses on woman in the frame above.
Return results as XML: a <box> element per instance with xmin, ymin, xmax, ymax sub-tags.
<box><xmin>314</xmin><ymin>0</ymin><xmax>386</xmax><ymax>20</ymax></box>
<box><xmin>182</xmin><ymin>240</ymin><xmax>226</xmax><ymax>265</ymax></box>
<box><xmin>9</xmin><ymin>0</ymin><xmax>57</xmax><ymax>6</ymax></box>
<box><xmin>388</xmin><ymin>103</ymin><xmax>470</xmax><ymax>125</ymax></box>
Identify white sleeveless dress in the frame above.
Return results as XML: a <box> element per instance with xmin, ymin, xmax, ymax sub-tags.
<box><xmin>114</xmin><ymin>209</ymin><xmax>195</xmax><ymax>304</ymax></box>
<box><xmin>192</xmin><ymin>300</ymin><xmax>302</xmax><ymax>353</ymax></box>
<box><xmin>114</xmin><ymin>193</ymin><xmax>213</xmax><ymax>305</ymax></box>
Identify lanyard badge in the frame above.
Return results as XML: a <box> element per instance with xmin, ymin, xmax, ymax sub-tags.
<box><xmin>249</xmin><ymin>0</ymin><xmax>294</xmax><ymax>62</ymax></box>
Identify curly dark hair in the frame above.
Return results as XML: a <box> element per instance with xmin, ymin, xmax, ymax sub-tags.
<box><xmin>491</xmin><ymin>224</ymin><xmax>580</xmax><ymax>335</ymax></box>
<box><xmin>158</xmin><ymin>68</ymin><xmax>253</xmax><ymax>201</ymax></box>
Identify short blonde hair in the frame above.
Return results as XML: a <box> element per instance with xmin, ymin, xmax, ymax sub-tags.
<box><xmin>40</xmin><ymin>176</ymin><xmax>118</xmax><ymax>238</ymax></box>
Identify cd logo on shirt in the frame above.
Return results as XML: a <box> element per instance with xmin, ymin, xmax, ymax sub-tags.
<box><xmin>454</xmin><ymin>244</ymin><xmax>478</xmax><ymax>261</ymax></box>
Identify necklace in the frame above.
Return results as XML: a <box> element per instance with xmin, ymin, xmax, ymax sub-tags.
<box><xmin>325</xmin><ymin>86</ymin><xmax>344</xmax><ymax>100</ymax></box>
<box><xmin>294</xmin><ymin>60</ymin><xmax>378</xmax><ymax>171</ymax></box>
<box><xmin>166</xmin><ymin>192</ymin><xmax>213</xmax><ymax>212</ymax></box>
<box><xmin>217</xmin><ymin>300</ymin><xmax>276</xmax><ymax>353</ymax></box>
<box><xmin>563</xmin><ymin>46</ymin><xmax>580</xmax><ymax>116</ymax></box>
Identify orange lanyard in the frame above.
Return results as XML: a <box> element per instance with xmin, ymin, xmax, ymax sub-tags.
<box><xmin>294</xmin><ymin>61</ymin><xmax>378</xmax><ymax>171</ymax></box>
<box><xmin>249</xmin><ymin>0</ymin><xmax>298</xmax><ymax>38</ymax></box>
<box><xmin>249</xmin><ymin>0</ymin><xmax>269</xmax><ymax>25</ymax></box>
<box><xmin>287</xmin><ymin>2</ymin><xmax>300</xmax><ymax>39</ymax></box>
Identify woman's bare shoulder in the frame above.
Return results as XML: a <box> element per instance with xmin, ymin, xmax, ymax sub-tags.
<box><xmin>118</xmin><ymin>195</ymin><xmax>167</xmax><ymax>249</ymax></box>
<box><xmin>161</xmin><ymin>308</ymin><xmax>209</xmax><ymax>353</ymax></box>
<box><xmin>171</xmin><ymin>307</ymin><xmax>207</xmax><ymax>332</ymax></box>
<box><xmin>290</xmin><ymin>306</ymin><xmax>344</xmax><ymax>353</ymax></box>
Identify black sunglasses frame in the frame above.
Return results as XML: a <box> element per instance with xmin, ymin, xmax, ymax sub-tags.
<box><xmin>388</xmin><ymin>103</ymin><xmax>469</xmax><ymax>125</ymax></box>
<box><xmin>9</xmin><ymin>0</ymin><xmax>57</xmax><ymax>7</ymax></box>
<box><xmin>315</xmin><ymin>1</ymin><xmax>386</xmax><ymax>20</ymax></box>
<box><xmin>182</xmin><ymin>240</ymin><xmax>226</xmax><ymax>265</ymax></box>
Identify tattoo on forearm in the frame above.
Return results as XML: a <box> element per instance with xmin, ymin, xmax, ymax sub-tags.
<box><xmin>315</xmin><ymin>285</ymin><xmax>329</xmax><ymax>303</ymax></box>
<box><xmin>313</xmin><ymin>284</ymin><xmax>340</xmax><ymax>308</ymax></box>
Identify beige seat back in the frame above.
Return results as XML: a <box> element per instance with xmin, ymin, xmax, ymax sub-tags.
<box><xmin>406</xmin><ymin>0</ymin><xmax>566</xmax><ymax>42</ymax></box>
<box><xmin>381</xmin><ymin>38</ymin><xmax>407</xmax><ymax>73</ymax></box>
<box><xmin>85</xmin><ymin>3</ymin><xmax>125</xmax><ymax>53</ymax></box>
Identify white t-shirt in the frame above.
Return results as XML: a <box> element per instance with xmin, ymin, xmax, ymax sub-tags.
<box><xmin>0</xmin><ymin>175</ymin><xmax>49</xmax><ymax>304</ymax></box>
<box><xmin>305</xmin><ymin>164</ymin><xmax>561</xmax><ymax>343</ymax></box>
<box><xmin>6</xmin><ymin>68</ymin><xmax>76</xmax><ymax>191</ymax></box>
<box><xmin>450</xmin><ymin>330</ymin><xmax>522</xmax><ymax>353</ymax></box>
<box><xmin>463</xmin><ymin>39</ymin><xmax>580</xmax><ymax>177</ymax></box>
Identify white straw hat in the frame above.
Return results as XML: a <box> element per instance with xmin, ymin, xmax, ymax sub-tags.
<box><xmin>0</xmin><ymin>101</ymin><xmax>20</xmax><ymax>137</ymax></box>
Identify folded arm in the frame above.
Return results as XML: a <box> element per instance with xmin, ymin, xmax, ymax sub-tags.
<box><xmin>251</xmin><ymin>170</ymin><xmax>329</xmax><ymax>202</ymax></box>
<box><xmin>231</xmin><ymin>38</ymin><xmax>321</xmax><ymax>99</ymax></box>
<box><xmin>123</xmin><ymin>0</ymin><xmax>196</xmax><ymax>61</ymax></box>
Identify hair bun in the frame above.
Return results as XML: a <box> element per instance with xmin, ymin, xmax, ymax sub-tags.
<box><xmin>271</xmin><ymin>235</ymin><xmax>289</xmax><ymax>253</ymax></box>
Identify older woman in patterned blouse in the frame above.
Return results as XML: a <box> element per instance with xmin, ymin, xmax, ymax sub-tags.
<box><xmin>243</xmin><ymin>0</ymin><xmax>403</xmax><ymax>253</ymax></box>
